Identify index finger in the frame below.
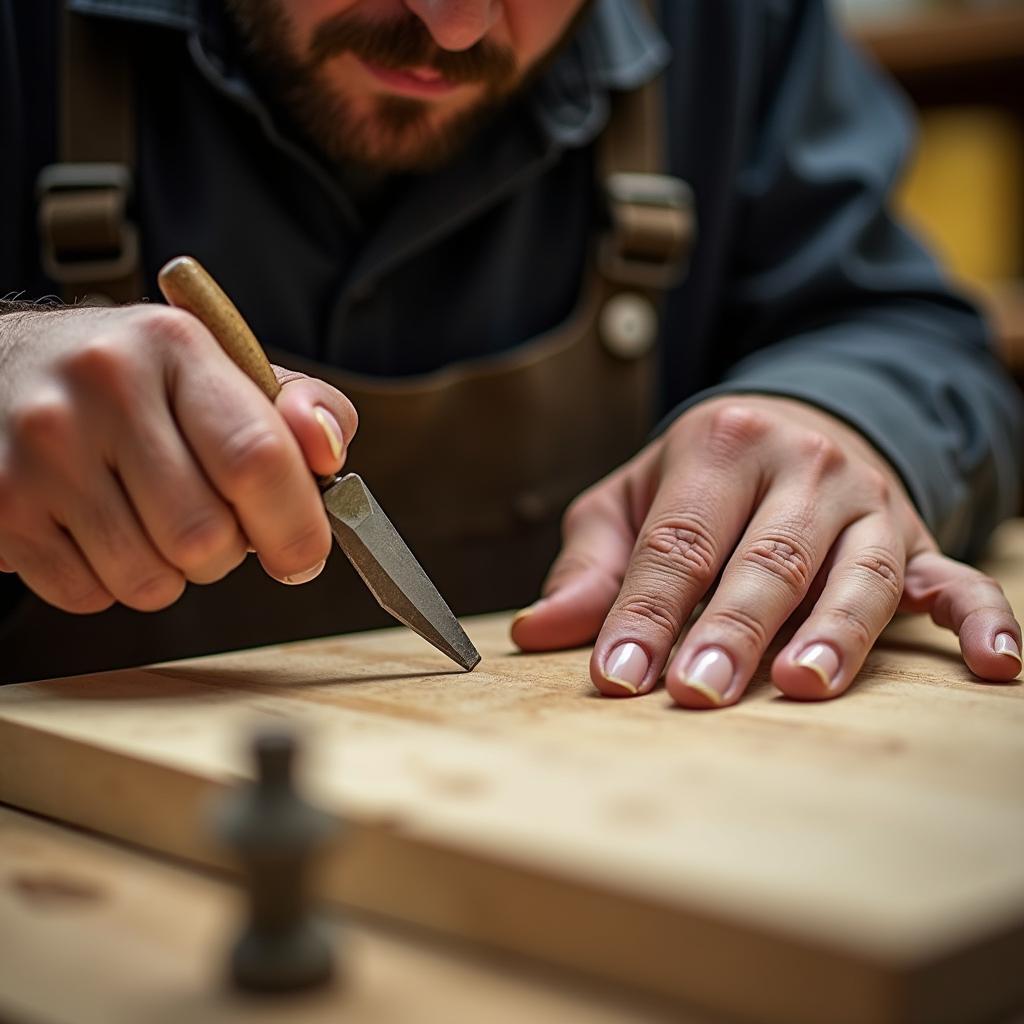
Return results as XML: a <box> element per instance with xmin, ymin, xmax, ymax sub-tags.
<box><xmin>590</xmin><ymin>407</ymin><xmax>764</xmax><ymax>696</ymax></box>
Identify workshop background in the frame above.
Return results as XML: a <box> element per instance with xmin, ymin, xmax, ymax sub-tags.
<box><xmin>837</xmin><ymin>0</ymin><xmax>1024</xmax><ymax>378</ymax></box>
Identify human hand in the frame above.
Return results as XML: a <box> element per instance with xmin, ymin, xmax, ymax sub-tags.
<box><xmin>511</xmin><ymin>395</ymin><xmax>1021</xmax><ymax>706</ymax></box>
<box><xmin>0</xmin><ymin>304</ymin><xmax>357</xmax><ymax>613</ymax></box>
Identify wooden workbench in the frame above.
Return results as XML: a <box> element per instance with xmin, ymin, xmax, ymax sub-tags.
<box><xmin>2</xmin><ymin>523</ymin><xmax>1024</xmax><ymax>1024</ymax></box>
<box><xmin>0</xmin><ymin>803</ymin><xmax>684</xmax><ymax>1024</ymax></box>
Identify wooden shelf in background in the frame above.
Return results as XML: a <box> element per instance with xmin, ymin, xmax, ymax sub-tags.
<box><xmin>854</xmin><ymin>6</ymin><xmax>1024</xmax><ymax>74</ymax></box>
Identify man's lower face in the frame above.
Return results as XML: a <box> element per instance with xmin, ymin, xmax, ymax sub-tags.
<box><xmin>301</xmin><ymin>16</ymin><xmax>519</xmax><ymax>172</ymax></box>
<box><xmin>226</xmin><ymin>1</ymin><xmax>587</xmax><ymax>173</ymax></box>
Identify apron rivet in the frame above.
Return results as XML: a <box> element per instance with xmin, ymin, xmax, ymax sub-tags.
<box><xmin>599</xmin><ymin>292</ymin><xmax>658</xmax><ymax>360</ymax></box>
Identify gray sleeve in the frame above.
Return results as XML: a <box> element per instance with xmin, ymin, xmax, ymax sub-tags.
<box><xmin>664</xmin><ymin>0</ymin><xmax>1023</xmax><ymax>561</ymax></box>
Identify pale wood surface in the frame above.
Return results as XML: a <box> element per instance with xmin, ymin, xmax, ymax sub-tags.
<box><xmin>2</xmin><ymin>522</ymin><xmax>1024</xmax><ymax>1023</ymax></box>
<box><xmin>0</xmin><ymin>804</ymin><xmax>681</xmax><ymax>1024</ymax></box>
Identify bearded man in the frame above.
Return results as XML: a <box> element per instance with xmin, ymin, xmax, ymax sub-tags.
<box><xmin>1</xmin><ymin>0</ymin><xmax>1021</xmax><ymax>705</ymax></box>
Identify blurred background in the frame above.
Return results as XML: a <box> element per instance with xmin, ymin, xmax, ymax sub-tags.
<box><xmin>837</xmin><ymin>0</ymin><xmax>1024</xmax><ymax>375</ymax></box>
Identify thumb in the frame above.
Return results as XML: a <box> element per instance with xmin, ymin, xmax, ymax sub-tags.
<box><xmin>511</xmin><ymin>488</ymin><xmax>634</xmax><ymax>652</ymax></box>
<box><xmin>272</xmin><ymin>366</ymin><xmax>359</xmax><ymax>478</ymax></box>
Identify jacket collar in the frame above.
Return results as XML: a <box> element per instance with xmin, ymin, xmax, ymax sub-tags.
<box><xmin>67</xmin><ymin>0</ymin><xmax>198</xmax><ymax>31</ymax></box>
<box><xmin>67</xmin><ymin>0</ymin><xmax>670</xmax><ymax>149</ymax></box>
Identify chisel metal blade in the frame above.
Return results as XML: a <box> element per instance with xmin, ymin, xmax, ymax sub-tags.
<box><xmin>322</xmin><ymin>473</ymin><xmax>481</xmax><ymax>672</ymax></box>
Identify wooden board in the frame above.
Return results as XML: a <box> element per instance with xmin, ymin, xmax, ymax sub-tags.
<box><xmin>0</xmin><ymin>805</ymin><xmax>681</xmax><ymax>1024</ymax></box>
<box><xmin>3</xmin><ymin>523</ymin><xmax>1024</xmax><ymax>1024</ymax></box>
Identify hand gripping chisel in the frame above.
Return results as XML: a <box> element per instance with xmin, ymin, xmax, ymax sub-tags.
<box><xmin>157</xmin><ymin>256</ymin><xmax>480</xmax><ymax>672</ymax></box>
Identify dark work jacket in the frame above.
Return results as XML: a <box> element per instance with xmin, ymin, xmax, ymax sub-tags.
<box><xmin>1</xmin><ymin>0</ymin><xmax>1022</xmax><ymax>680</ymax></box>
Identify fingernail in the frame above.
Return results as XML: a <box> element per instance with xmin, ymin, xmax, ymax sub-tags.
<box><xmin>282</xmin><ymin>559</ymin><xmax>325</xmax><ymax>585</ymax></box>
<box><xmin>603</xmin><ymin>642</ymin><xmax>649</xmax><ymax>695</ymax></box>
<box><xmin>994</xmin><ymin>632</ymin><xmax>1022</xmax><ymax>665</ymax></box>
<box><xmin>795</xmin><ymin>642</ymin><xmax>841</xmax><ymax>692</ymax></box>
<box><xmin>314</xmin><ymin>407</ymin><xmax>344</xmax><ymax>463</ymax></box>
<box><xmin>512</xmin><ymin>600</ymin><xmax>545</xmax><ymax>627</ymax></box>
<box><xmin>679</xmin><ymin>647</ymin><xmax>734</xmax><ymax>705</ymax></box>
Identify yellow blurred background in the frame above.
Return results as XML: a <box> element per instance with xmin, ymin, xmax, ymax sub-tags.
<box><xmin>901</xmin><ymin>107</ymin><xmax>1022</xmax><ymax>283</ymax></box>
<box><xmin>839</xmin><ymin>0</ymin><xmax>1024</xmax><ymax>367</ymax></box>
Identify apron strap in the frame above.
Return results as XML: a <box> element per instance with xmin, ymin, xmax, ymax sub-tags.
<box><xmin>36</xmin><ymin>4</ymin><xmax>142</xmax><ymax>305</ymax></box>
<box><xmin>597</xmin><ymin>15</ymin><xmax>696</xmax><ymax>293</ymax></box>
<box><xmin>34</xmin><ymin>3</ymin><xmax>691</xmax><ymax>303</ymax></box>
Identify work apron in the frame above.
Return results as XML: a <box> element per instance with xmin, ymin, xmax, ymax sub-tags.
<box><xmin>3</xmin><ymin>25</ymin><xmax>693</xmax><ymax>682</ymax></box>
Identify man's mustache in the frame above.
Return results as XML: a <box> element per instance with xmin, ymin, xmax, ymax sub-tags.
<box><xmin>309</xmin><ymin>15</ymin><xmax>518</xmax><ymax>87</ymax></box>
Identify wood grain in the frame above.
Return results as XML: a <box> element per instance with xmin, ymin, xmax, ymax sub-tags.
<box><xmin>0</xmin><ymin>804</ymin><xmax>680</xmax><ymax>1024</ymax></box>
<box><xmin>2</xmin><ymin>523</ymin><xmax>1024</xmax><ymax>1023</ymax></box>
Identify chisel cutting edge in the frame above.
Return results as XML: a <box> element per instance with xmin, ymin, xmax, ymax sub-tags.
<box><xmin>157</xmin><ymin>255</ymin><xmax>481</xmax><ymax>672</ymax></box>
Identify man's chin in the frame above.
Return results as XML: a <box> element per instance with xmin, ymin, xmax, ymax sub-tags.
<box><xmin>355</xmin><ymin>102</ymin><xmax>449</xmax><ymax>172</ymax></box>
<box><xmin>325</xmin><ymin>96</ymin><xmax>502</xmax><ymax>174</ymax></box>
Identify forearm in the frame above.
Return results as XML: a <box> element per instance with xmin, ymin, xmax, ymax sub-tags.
<box><xmin>0</xmin><ymin>300</ymin><xmax>49</xmax><ymax>315</ymax></box>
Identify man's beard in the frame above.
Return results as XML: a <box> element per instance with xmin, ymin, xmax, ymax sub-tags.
<box><xmin>224</xmin><ymin>1</ymin><xmax>523</xmax><ymax>173</ymax></box>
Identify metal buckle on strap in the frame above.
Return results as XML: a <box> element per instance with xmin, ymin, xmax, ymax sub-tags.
<box><xmin>600</xmin><ymin>173</ymin><xmax>695</xmax><ymax>290</ymax></box>
<box><xmin>36</xmin><ymin>163</ymin><xmax>140</xmax><ymax>286</ymax></box>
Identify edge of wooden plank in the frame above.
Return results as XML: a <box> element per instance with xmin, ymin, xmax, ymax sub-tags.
<box><xmin>4</xmin><ymin>714</ymin><xmax>1022</xmax><ymax>1024</ymax></box>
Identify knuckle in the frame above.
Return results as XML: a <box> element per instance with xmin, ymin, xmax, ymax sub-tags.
<box><xmin>29</xmin><ymin>548</ymin><xmax>108</xmax><ymax>613</ymax></box>
<box><xmin>166</xmin><ymin>511</ymin><xmax>241</xmax><ymax>570</ymax></box>
<box><xmin>638</xmin><ymin>515</ymin><xmax>718</xmax><ymax>590</ymax></box>
<box><xmin>704</xmin><ymin>402</ymin><xmax>771</xmax><ymax>455</ymax></box>
<box><xmin>271</xmin><ymin>520</ymin><xmax>330</xmax><ymax>572</ymax></box>
<box><xmin>548</xmin><ymin>550</ymin><xmax>595</xmax><ymax>581</ymax></box>
<box><xmin>742</xmin><ymin>532</ymin><xmax>815</xmax><ymax>591</ymax></box>
<box><xmin>616</xmin><ymin>594</ymin><xmax>683</xmax><ymax>645</ymax></box>
<box><xmin>61</xmin><ymin>335</ymin><xmax>131</xmax><ymax>385</ymax></box>
<box><xmin>79</xmin><ymin>502</ymin><xmax>128</xmax><ymax>558</ymax></box>
<box><xmin>140</xmin><ymin>305</ymin><xmax>207</xmax><ymax>351</ymax></box>
<box><xmin>973</xmin><ymin>573</ymin><xmax>1007</xmax><ymax>605</ymax></box>
<box><xmin>546</xmin><ymin>550</ymin><xmax>607</xmax><ymax>591</ymax></box>
<box><xmin>61</xmin><ymin>336</ymin><xmax>146</xmax><ymax>415</ymax></box>
<box><xmin>859</xmin><ymin>467</ymin><xmax>894</xmax><ymax>507</ymax></box>
<box><xmin>9</xmin><ymin>395</ymin><xmax>75</xmax><ymax>453</ymax></box>
<box><xmin>978</xmin><ymin>573</ymin><xmax>1005</xmax><ymax>595</ymax></box>
<box><xmin>57</xmin><ymin>578</ymin><xmax>112</xmax><ymax>614</ymax></box>
<box><xmin>704</xmin><ymin>604</ymin><xmax>770</xmax><ymax>652</ymax></box>
<box><xmin>821</xmin><ymin>604</ymin><xmax>877</xmax><ymax>648</ymax></box>
<box><xmin>795</xmin><ymin>431</ymin><xmax>847</xmax><ymax>480</ymax></box>
<box><xmin>561</xmin><ymin>489</ymin><xmax>599</xmax><ymax>536</ymax></box>
<box><xmin>123</xmin><ymin>571</ymin><xmax>186</xmax><ymax>611</ymax></box>
<box><xmin>218</xmin><ymin>425</ymin><xmax>292</xmax><ymax>494</ymax></box>
<box><xmin>849</xmin><ymin>546</ymin><xmax>904</xmax><ymax>602</ymax></box>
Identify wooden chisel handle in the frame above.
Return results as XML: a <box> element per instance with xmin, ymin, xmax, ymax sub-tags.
<box><xmin>157</xmin><ymin>256</ymin><xmax>282</xmax><ymax>401</ymax></box>
<box><xmin>157</xmin><ymin>259</ymin><xmax>479</xmax><ymax>671</ymax></box>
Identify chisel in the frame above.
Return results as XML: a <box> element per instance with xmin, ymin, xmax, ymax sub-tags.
<box><xmin>157</xmin><ymin>256</ymin><xmax>480</xmax><ymax>672</ymax></box>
